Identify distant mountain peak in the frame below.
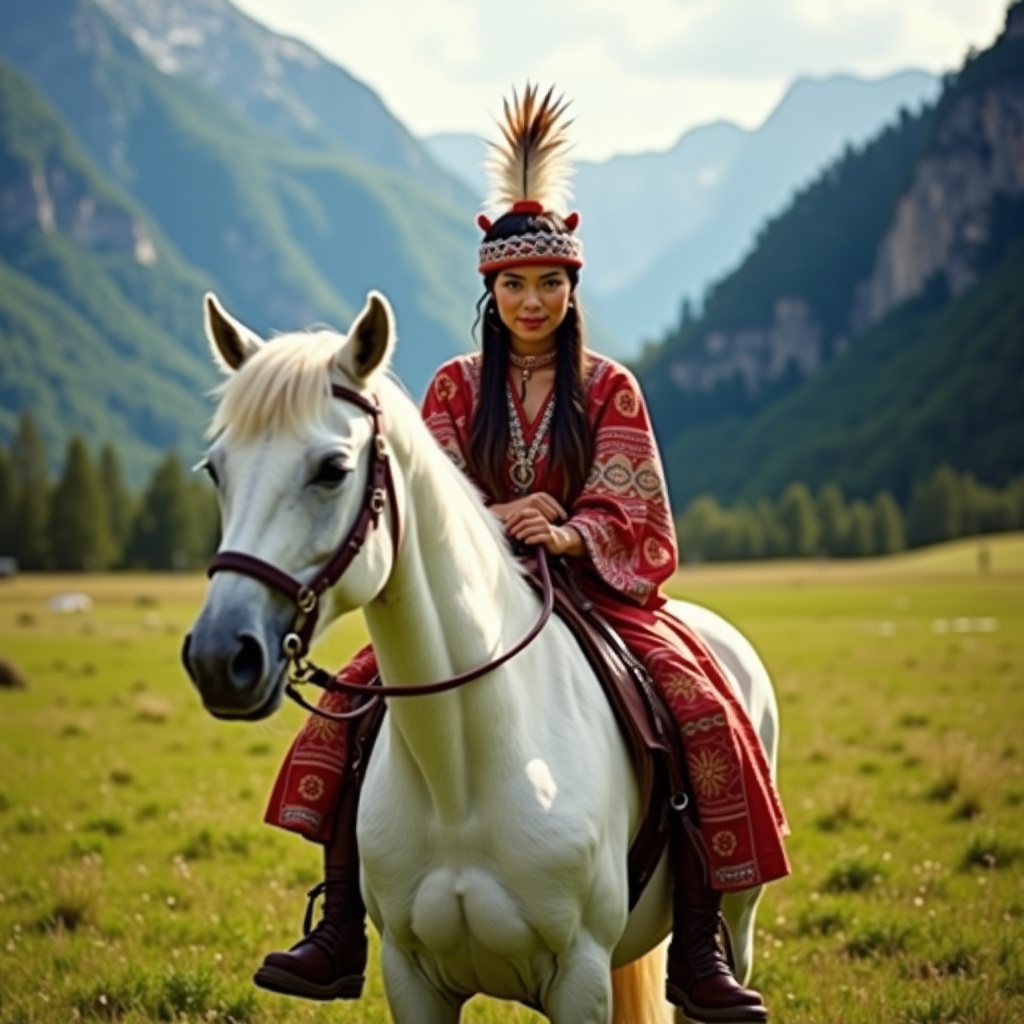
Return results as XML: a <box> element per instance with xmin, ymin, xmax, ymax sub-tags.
<box><xmin>88</xmin><ymin>0</ymin><xmax>474</xmax><ymax>205</ymax></box>
<box><xmin>94</xmin><ymin>0</ymin><xmax>322</xmax><ymax>79</ymax></box>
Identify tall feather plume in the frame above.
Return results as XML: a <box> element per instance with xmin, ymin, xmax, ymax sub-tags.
<box><xmin>484</xmin><ymin>84</ymin><xmax>574</xmax><ymax>217</ymax></box>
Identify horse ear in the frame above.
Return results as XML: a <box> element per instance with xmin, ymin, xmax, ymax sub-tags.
<box><xmin>339</xmin><ymin>291</ymin><xmax>395</xmax><ymax>383</ymax></box>
<box><xmin>204</xmin><ymin>292</ymin><xmax>264</xmax><ymax>373</ymax></box>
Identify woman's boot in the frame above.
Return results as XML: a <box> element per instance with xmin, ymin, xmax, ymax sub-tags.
<box><xmin>254</xmin><ymin>782</ymin><xmax>367</xmax><ymax>1001</ymax></box>
<box><xmin>666</xmin><ymin>817</ymin><xmax>768</xmax><ymax>1023</ymax></box>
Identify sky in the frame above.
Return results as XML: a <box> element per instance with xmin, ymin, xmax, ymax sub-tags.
<box><xmin>231</xmin><ymin>0</ymin><xmax>1010</xmax><ymax>161</ymax></box>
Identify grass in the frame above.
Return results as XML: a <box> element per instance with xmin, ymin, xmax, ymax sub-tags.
<box><xmin>0</xmin><ymin>534</ymin><xmax>1022</xmax><ymax>1022</ymax></box>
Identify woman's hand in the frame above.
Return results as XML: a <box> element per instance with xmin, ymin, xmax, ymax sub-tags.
<box><xmin>489</xmin><ymin>492</ymin><xmax>567</xmax><ymax>524</ymax></box>
<box><xmin>503</xmin><ymin>507</ymin><xmax>585</xmax><ymax>557</ymax></box>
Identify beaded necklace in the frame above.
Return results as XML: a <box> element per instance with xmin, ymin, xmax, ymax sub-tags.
<box><xmin>508</xmin><ymin>349</ymin><xmax>557</xmax><ymax>401</ymax></box>
<box><xmin>505</xmin><ymin>383</ymin><xmax>556</xmax><ymax>495</ymax></box>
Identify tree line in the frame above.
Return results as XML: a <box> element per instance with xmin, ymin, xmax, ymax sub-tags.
<box><xmin>676</xmin><ymin>469</ymin><xmax>1024</xmax><ymax>563</ymax></box>
<box><xmin>0</xmin><ymin>412</ymin><xmax>216</xmax><ymax>572</ymax></box>
<box><xmin>1</xmin><ymin>410</ymin><xmax>1021</xmax><ymax>571</ymax></box>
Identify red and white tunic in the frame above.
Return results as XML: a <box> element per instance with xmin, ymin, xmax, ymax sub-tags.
<box><xmin>265</xmin><ymin>352</ymin><xmax>790</xmax><ymax>891</ymax></box>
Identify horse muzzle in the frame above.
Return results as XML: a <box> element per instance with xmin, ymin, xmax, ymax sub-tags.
<box><xmin>181</xmin><ymin>611</ymin><xmax>285</xmax><ymax>720</ymax></box>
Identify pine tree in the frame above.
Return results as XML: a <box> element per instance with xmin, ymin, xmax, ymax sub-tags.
<box><xmin>906</xmin><ymin>464</ymin><xmax>964</xmax><ymax>547</ymax></box>
<box><xmin>777</xmin><ymin>482</ymin><xmax>821</xmax><ymax>557</ymax></box>
<box><xmin>98</xmin><ymin>444</ymin><xmax>133</xmax><ymax>566</ymax></box>
<box><xmin>735</xmin><ymin>504</ymin><xmax>767</xmax><ymax>560</ymax></box>
<box><xmin>871</xmin><ymin>490</ymin><xmax>905</xmax><ymax>554</ymax></box>
<box><xmin>754</xmin><ymin>498</ymin><xmax>786</xmax><ymax>558</ymax></box>
<box><xmin>962</xmin><ymin>473</ymin><xmax>1018</xmax><ymax>534</ymax></box>
<box><xmin>817</xmin><ymin>483</ymin><xmax>848</xmax><ymax>556</ymax></box>
<box><xmin>10</xmin><ymin>412</ymin><xmax>50</xmax><ymax>569</ymax></box>
<box><xmin>49</xmin><ymin>437</ymin><xmax>113</xmax><ymax>571</ymax></box>
<box><xmin>678</xmin><ymin>495</ymin><xmax>726</xmax><ymax>563</ymax></box>
<box><xmin>1009</xmin><ymin>475</ymin><xmax>1024</xmax><ymax>529</ymax></box>
<box><xmin>843</xmin><ymin>500</ymin><xmax>876</xmax><ymax>557</ymax></box>
<box><xmin>125</xmin><ymin>453</ymin><xmax>199</xmax><ymax>569</ymax></box>
<box><xmin>0</xmin><ymin>446</ymin><xmax>16</xmax><ymax>557</ymax></box>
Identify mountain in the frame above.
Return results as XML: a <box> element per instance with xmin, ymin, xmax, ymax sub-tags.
<box><xmin>88</xmin><ymin>0</ymin><xmax>474</xmax><ymax>210</ymax></box>
<box><xmin>424</xmin><ymin>71</ymin><xmax>940</xmax><ymax>355</ymax></box>
<box><xmin>0</xmin><ymin>0</ymin><xmax>481</xmax><ymax>409</ymax></box>
<box><xmin>637</xmin><ymin>3</ymin><xmax>1024</xmax><ymax>508</ymax></box>
<box><xmin>602</xmin><ymin>71</ymin><xmax>940</xmax><ymax>349</ymax></box>
<box><xmin>0</xmin><ymin>59</ymin><xmax>218</xmax><ymax>482</ymax></box>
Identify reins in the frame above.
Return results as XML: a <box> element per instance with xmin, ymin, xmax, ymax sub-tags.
<box><xmin>207</xmin><ymin>382</ymin><xmax>556</xmax><ymax>723</ymax></box>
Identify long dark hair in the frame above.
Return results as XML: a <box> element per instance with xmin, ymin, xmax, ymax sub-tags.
<box><xmin>466</xmin><ymin>209</ymin><xmax>592</xmax><ymax>506</ymax></box>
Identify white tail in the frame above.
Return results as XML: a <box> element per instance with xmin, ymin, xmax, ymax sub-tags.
<box><xmin>611</xmin><ymin>942</ymin><xmax>674</xmax><ymax>1024</ymax></box>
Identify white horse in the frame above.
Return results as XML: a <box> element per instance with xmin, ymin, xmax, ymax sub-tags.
<box><xmin>183</xmin><ymin>291</ymin><xmax>781</xmax><ymax>1024</ymax></box>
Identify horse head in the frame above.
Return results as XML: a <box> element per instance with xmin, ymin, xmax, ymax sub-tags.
<box><xmin>182</xmin><ymin>291</ymin><xmax>402</xmax><ymax>720</ymax></box>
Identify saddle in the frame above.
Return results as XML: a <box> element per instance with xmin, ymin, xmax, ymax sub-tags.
<box><xmin>348</xmin><ymin>556</ymin><xmax>690</xmax><ymax>911</ymax></box>
<box><xmin>528</xmin><ymin>559</ymin><xmax>689</xmax><ymax>909</ymax></box>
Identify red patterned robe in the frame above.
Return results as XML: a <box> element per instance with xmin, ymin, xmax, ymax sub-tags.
<box><xmin>265</xmin><ymin>353</ymin><xmax>790</xmax><ymax>891</ymax></box>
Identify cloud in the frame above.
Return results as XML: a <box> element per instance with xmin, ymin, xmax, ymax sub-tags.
<box><xmin>232</xmin><ymin>0</ymin><xmax>1007</xmax><ymax>159</ymax></box>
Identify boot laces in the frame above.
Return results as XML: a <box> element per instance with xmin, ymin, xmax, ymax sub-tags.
<box><xmin>298</xmin><ymin>879</ymin><xmax>362</xmax><ymax>964</ymax></box>
<box><xmin>681</xmin><ymin>905</ymin><xmax>731</xmax><ymax>977</ymax></box>
<box><xmin>301</xmin><ymin>881</ymin><xmax>329</xmax><ymax>936</ymax></box>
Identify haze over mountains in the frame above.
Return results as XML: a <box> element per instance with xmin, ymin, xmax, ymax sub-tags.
<box><xmin>1</xmin><ymin>0</ymin><xmax>1019</xmax><ymax>511</ymax></box>
<box><xmin>426</xmin><ymin>70</ymin><xmax>940</xmax><ymax>355</ymax></box>
<box><xmin>0</xmin><ymin>0</ymin><xmax>479</xmax><ymax>478</ymax></box>
<box><xmin>636</xmin><ymin>5</ymin><xmax>1024</xmax><ymax>508</ymax></box>
<box><xmin>88</xmin><ymin>0</ymin><xmax>473</xmax><ymax>208</ymax></box>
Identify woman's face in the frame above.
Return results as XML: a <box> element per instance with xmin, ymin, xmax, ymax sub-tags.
<box><xmin>492</xmin><ymin>264</ymin><xmax>572</xmax><ymax>351</ymax></box>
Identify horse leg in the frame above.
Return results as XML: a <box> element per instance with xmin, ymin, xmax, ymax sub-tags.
<box><xmin>544</xmin><ymin>936</ymin><xmax>614</xmax><ymax>1024</ymax></box>
<box><xmin>721</xmin><ymin>885</ymin><xmax>763</xmax><ymax>986</ymax></box>
<box><xmin>380</xmin><ymin>940</ymin><xmax>463</xmax><ymax>1024</ymax></box>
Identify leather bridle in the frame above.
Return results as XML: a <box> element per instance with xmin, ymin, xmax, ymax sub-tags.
<box><xmin>206</xmin><ymin>382</ymin><xmax>555</xmax><ymax>722</ymax></box>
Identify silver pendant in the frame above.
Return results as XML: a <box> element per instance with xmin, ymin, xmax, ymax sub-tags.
<box><xmin>511</xmin><ymin>458</ymin><xmax>535</xmax><ymax>493</ymax></box>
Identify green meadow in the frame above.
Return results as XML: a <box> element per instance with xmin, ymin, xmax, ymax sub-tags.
<box><xmin>1</xmin><ymin>535</ymin><xmax>1022</xmax><ymax>1024</ymax></box>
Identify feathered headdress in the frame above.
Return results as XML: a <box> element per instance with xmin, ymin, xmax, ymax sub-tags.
<box><xmin>477</xmin><ymin>83</ymin><xmax>584</xmax><ymax>275</ymax></box>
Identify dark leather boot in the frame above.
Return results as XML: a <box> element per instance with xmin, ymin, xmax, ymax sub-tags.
<box><xmin>254</xmin><ymin>783</ymin><xmax>367</xmax><ymax>1001</ymax></box>
<box><xmin>666</xmin><ymin>818</ymin><xmax>769</xmax><ymax>1023</ymax></box>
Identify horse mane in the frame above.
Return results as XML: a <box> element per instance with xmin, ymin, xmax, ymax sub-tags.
<box><xmin>208</xmin><ymin>330</ymin><xmax>340</xmax><ymax>442</ymax></box>
<box><xmin>374</xmin><ymin>374</ymin><xmax>513</xmax><ymax>560</ymax></box>
<box><xmin>208</xmin><ymin>328</ymin><xmax>512</xmax><ymax>563</ymax></box>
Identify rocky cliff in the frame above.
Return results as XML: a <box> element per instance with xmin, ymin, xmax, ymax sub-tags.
<box><xmin>854</xmin><ymin>11</ymin><xmax>1024</xmax><ymax>330</ymax></box>
<box><xmin>653</xmin><ymin>3</ymin><xmax>1024</xmax><ymax>402</ymax></box>
<box><xmin>0</xmin><ymin>163</ymin><xmax>156</xmax><ymax>264</ymax></box>
<box><xmin>668</xmin><ymin>298</ymin><xmax>822</xmax><ymax>395</ymax></box>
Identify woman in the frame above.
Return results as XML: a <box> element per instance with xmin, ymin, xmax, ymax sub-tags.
<box><xmin>255</xmin><ymin>86</ymin><xmax>789</xmax><ymax>1023</ymax></box>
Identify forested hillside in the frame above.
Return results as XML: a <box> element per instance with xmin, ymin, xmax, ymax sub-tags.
<box><xmin>0</xmin><ymin>61</ymin><xmax>218</xmax><ymax>482</ymax></box>
<box><xmin>638</xmin><ymin>4</ymin><xmax>1024</xmax><ymax>508</ymax></box>
<box><xmin>661</xmin><ymin>237</ymin><xmax>1024</xmax><ymax>505</ymax></box>
<box><xmin>90</xmin><ymin>0</ymin><xmax>473</xmax><ymax>208</ymax></box>
<box><xmin>0</xmin><ymin>0</ymin><xmax>479</xmax><ymax>478</ymax></box>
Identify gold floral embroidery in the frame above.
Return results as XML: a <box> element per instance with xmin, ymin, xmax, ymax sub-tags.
<box><xmin>690</xmin><ymin>748</ymin><xmax>731</xmax><ymax>798</ymax></box>
<box><xmin>434</xmin><ymin>372</ymin><xmax>457</xmax><ymax>402</ymax></box>
<box><xmin>304</xmin><ymin>713</ymin><xmax>342</xmax><ymax>742</ymax></box>
<box><xmin>614</xmin><ymin>387</ymin><xmax>639</xmax><ymax>417</ymax></box>
<box><xmin>644</xmin><ymin>537</ymin><xmax>670</xmax><ymax>567</ymax></box>
<box><xmin>662</xmin><ymin>671</ymin><xmax>702</xmax><ymax>703</ymax></box>
<box><xmin>712</xmin><ymin>830</ymin><xmax>738</xmax><ymax>857</ymax></box>
<box><xmin>298</xmin><ymin>774</ymin><xmax>325</xmax><ymax>801</ymax></box>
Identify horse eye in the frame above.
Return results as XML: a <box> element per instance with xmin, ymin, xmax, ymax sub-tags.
<box><xmin>314</xmin><ymin>456</ymin><xmax>349</xmax><ymax>489</ymax></box>
<box><xmin>195</xmin><ymin>458</ymin><xmax>219</xmax><ymax>487</ymax></box>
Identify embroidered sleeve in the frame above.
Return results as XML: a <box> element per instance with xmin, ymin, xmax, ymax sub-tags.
<box><xmin>421</xmin><ymin>359</ymin><xmax>473</xmax><ymax>473</ymax></box>
<box><xmin>569</xmin><ymin>362</ymin><xmax>678</xmax><ymax>605</ymax></box>
<box><xmin>421</xmin><ymin>357</ymin><xmax>494</xmax><ymax>503</ymax></box>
